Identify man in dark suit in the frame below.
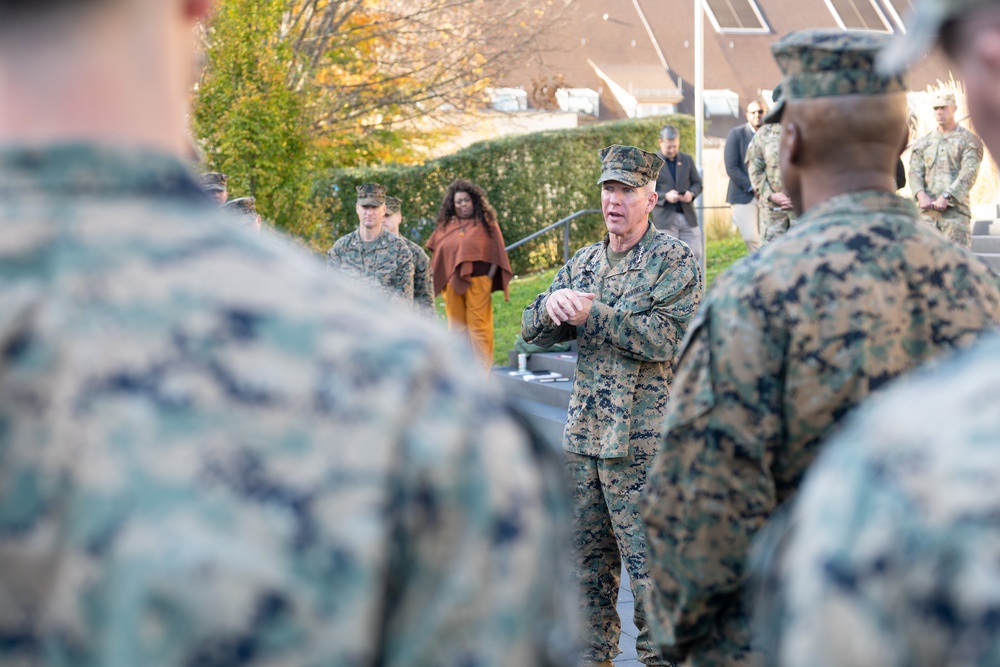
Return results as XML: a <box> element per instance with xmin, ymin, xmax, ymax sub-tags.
<box><xmin>724</xmin><ymin>101</ymin><xmax>765</xmax><ymax>252</ymax></box>
<box><xmin>652</xmin><ymin>125</ymin><xmax>704</xmax><ymax>261</ymax></box>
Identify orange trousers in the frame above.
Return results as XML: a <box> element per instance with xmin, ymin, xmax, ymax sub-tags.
<box><xmin>442</xmin><ymin>275</ymin><xmax>494</xmax><ymax>369</ymax></box>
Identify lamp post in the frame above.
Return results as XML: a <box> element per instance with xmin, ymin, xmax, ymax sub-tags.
<box><xmin>695</xmin><ymin>0</ymin><xmax>706</xmax><ymax>283</ymax></box>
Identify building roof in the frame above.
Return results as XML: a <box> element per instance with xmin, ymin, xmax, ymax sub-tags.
<box><xmin>498</xmin><ymin>0</ymin><xmax>956</xmax><ymax>136</ymax></box>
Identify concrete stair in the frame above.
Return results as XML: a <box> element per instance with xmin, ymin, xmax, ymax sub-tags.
<box><xmin>973</xmin><ymin>219</ymin><xmax>1000</xmax><ymax>273</ymax></box>
<box><xmin>490</xmin><ymin>344</ymin><xmax>577</xmax><ymax>448</ymax></box>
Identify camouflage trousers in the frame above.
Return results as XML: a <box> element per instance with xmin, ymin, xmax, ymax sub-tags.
<box><xmin>918</xmin><ymin>208</ymin><xmax>971</xmax><ymax>247</ymax></box>
<box><xmin>758</xmin><ymin>207</ymin><xmax>797</xmax><ymax>245</ymax></box>
<box><xmin>565</xmin><ymin>436</ymin><xmax>672</xmax><ymax>666</ymax></box>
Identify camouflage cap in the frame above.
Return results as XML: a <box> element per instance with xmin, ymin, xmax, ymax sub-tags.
<box><xmin>356</xmin><ymin>183</ymin><xmax>387</xmax><ymax>207</ymax></box>
<box><xmin>198</xmin><ymin>172</ymin><xmax>227</xmax><ymax>192</ymax></box>
<box><xmin>878</xmin><ymin>0</ymin><xmax>994</xmax><ymax>74</ymax></box>
<box><xmin>385</xmin><ymin>195</ymin><xmax>402</xmax><ymax>214</ymax></box>
<box><xmin>762</xmin><ymin>82</ymin><xmax>785</xmax><ymax>124</ymax></box>
<box><xmin>223</xmin><ymin>196</ymin><xmax>257</xmax><ymax>216</ymax></box>
<box><xmin>771</xmin><ymin>29</ymin><xmax>909</xmax><ymax>105</ymax></box>
<box><xmin>931</xmin><ymin>90</ymin><xmax>957</xmax><ymax>107</ymax></box>
<box><xmin>596</xmin><ymin>145</ymin><xmax>664</xmax><ymax>188</ymax></box>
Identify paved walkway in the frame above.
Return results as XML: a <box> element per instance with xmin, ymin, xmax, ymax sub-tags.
<box><xmin>614</xmin><ymin>565</ymin><xmax>642</xmax><ymax>667</ymax></box>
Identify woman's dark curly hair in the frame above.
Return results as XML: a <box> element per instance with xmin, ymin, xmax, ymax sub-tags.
<box><xmin>434</xmin><ymin>178</ymin><xmax>498</xmax><ymax>235</ymax></box>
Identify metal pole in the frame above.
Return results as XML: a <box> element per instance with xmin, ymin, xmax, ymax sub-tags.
<box><xmin>694</xmin><ymin>0</ymin><xmax>706</xmax><ymax>285</ymax></box>
<box><xmin>563</xmin><ymin>218</ymin><xmax>572</xmax><ymax>263</ymax></box>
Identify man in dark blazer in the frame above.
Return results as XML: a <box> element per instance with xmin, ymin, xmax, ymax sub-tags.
<box><xmin>652</xmin><ymin>125</ymin><xmax>704</xmax><ymax>261</ymax></box>
<box><xmin>724</xmin><ymin>101</ymin><xmax>765</xmax><ymax>252</ymax></box>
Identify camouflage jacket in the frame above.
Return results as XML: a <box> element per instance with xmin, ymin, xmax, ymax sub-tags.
<box><xmin>401</xmin><ymin>234</ymin><xmax>435</xmax><ymax>311</ymax></box>
<box><xmin>909</xmin><ymin>125</ymin><xmax>984</xmax><ymax>216</ymax></box>
<box><xmin>0</xmin><ymin>145</ymin><xmax>577</xmax><ymax>667</ymax></box>
<box><xmin>641</xmin><ymin>190</ymin><xmax>1000</xmax><ymax>667</ymax></box>
<box><xmin>753</xmin><ymin>332</ymin><xmax>1000</xmax><ymax>667</ymax></box>
<box><xmin>327</xmin><ymin>229</ymin><xmax>416</xmax><ymax>301</ymax></box>
<box><xmin>521</xmin><ymin>223</ymin><xmax>702</xmax><ymax>459</ymax></box>
<box><xmin>746</xmin><ymin>123</ymin><xmax>786</xmax><ymax>204</ymax></box>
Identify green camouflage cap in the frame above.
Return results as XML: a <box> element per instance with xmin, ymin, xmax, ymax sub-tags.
<box><xmin>356</xmin><ymin>183</ymin><xmax>387</xmax><ymax>207</ymax></box>
<box><xmin>223</xmin><ymin>196</ymin><xmax>257</xmax><ymax>216</ymax></box>
<box><xmin>771</xmin><ymin>30</ymin><xmax>909</xmax><ymax>104</ymax></box>
<box><xmin>385</xmin><ymin>195</ymin><xmax>402</xmax><ymax>214</ymax></box>
<box><xmin>878</xmin><ymin>0</ymin><xmax>995</xmax><ymax>74</ymax></box>
<box><xmin>596</xmin><ymin>145</ymin><xmax>664</xmax><ymax>187</ymax></box>
<box><xmin>198</xmin><ymin>172</ymin><xmax>227</xmax><ymax>192</ymax></box>
<box><xmin>762</xmin><ymin>82</ymin><xmax>785</xmax><ymax>124</ymax></box>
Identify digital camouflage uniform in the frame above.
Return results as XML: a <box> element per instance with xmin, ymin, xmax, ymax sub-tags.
<box><xmin>523</xmin><ymin>145</ymin><xmax>703</xmax><ymax>666</ymax></box>
<box><xmin>0</xmin><ymin>145</ymin><xmax>577</xmax><ymax>667</ymax></box>
<box><xmin>909</xmin><ymin>121</ymin><xmax>983</xmax><ymax>246</ymax></box>
<box><xmin>327</xmin><ymin>183</ymin><xmax>416</xmax><ymax>303</ymax></box>
<box><xmin>641</xmin><ymin>30</ymin><xmax>1000</xmax><ymax>667</ymax></box>
<box><xmin>752</xmin><ymin>333</ymin><xmax>1000</xmax><ymax>667</ymax></box>
<box><xmin>746</xmin><ymin>122</ymin><xmax>797</xmax><ymax>243</ymax></box>
<box><xmin>752</xmin><ymin>3</ymin><xmax>1000</xmax><ymax>664</ymax></box>
<box><xmin>386</xmin><ymin>195</ymin><xmax>435</xmax><ymax>311</ymax></box>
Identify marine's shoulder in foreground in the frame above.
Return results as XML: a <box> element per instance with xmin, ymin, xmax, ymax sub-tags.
<box><xmin>753</xmin><ymin>331</ymin><xmax>1000</xmax><ymax>667</ymax></box>
<box><xmin>0</xmin><ymin>145</ymin><xmax>577</xmax><ymax>667</ymax></box>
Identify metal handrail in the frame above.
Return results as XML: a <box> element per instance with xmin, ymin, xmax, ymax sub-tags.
<box><xmin>505</xmin><ymin>209</ymin><xmax>601</xmax><ymax>264</ymax></box>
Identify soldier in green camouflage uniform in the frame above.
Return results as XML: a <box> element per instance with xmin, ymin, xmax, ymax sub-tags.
<box><xmin>749</xmin><ymin>4</ymin><xmax>1000</xmax><ymax>667</ymax></box>
<box><xmin>0</xmin><ymin>2</ymin><xmax>578</xmax><ymax>665</ymax></box>
<box><xmin>909</xmin><ymin>90</ymin><xmax>984</xmax><ymax>247</ymax></box>
<box><xmin>523</xmin><ymin>145</ymin><xmax>702</xmax><ymax>667</ymax></box>
<box><xmin>327</xmin><ymin>183</ymin><xmax>416</xmax><ymax>302</ymax></box>
<box><xmin>385</xmin><ymin>194</ymin><xmax>436</xmax><ymax>312</ymax></box>
<box><xmin>746</xmin><ymin>84</ymin><xmax>797</xmax><ymax>244</ymax></box>
<box><xmin>640</xmin><ymin>29</ymin><xmax>1000</xmax><ymax>667</ymax></box>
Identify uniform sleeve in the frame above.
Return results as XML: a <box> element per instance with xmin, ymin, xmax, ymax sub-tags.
<box><xmin>521</xmin><ymin>261</ymin><xmax>579</xmax><ymax>348</ymax></box>
<box><xmin>747</xmin><ymin>134</ymin><xmax>772</xmax><ymax>202</ymax></box>
<box><xmin>583</xmin><ymin>243</ymin><xmax>702</xmax><ymax>363</ymax></box>
<box><xmin>326</xmin><ymin>242</ymin><xmax>343</xmax><ymax>269</ymax></box>
<box><xmin>947</xmin><ymin>133</ymin><xmax>984</xmax><ymax>203</ymax></box>
<box><xmin>724</xmin><ymin>130</ymin><xmax>753</xmax><ymax>195</ymax></box>
<box><xmin>392</xmin><ymin>251</ymin><xmax>416</xmax><ymax>300</ymax></box>
<box><xmin>413</xmin><ymin>250</ymin><xmax>435</xmax><ymax>311</ymax></box>
<box><xmin>909</xmin><ymin>141</ymin><xmax>928</xmax><ymax>195</ymax></box>
<box><xmin>641</xmin><ymin>296</ymin><xmax>784</xmax><ymax>662</ymax></box>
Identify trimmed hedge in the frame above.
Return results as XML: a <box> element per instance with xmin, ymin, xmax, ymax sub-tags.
<box><xmin>318</xmin><ymin>115</ymin><xmax>695</xmax><ymax>274</ymax></box>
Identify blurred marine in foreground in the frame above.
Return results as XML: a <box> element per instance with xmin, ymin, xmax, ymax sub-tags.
<box><xmin>752</xmin><ymin>3</ymin><xmax>1000</xmax><ymax>666</ymax></box>
<box><xmin>0</xmin><ymin>1</ymin><xmax>575</xmax><ymax>665</ymax></box>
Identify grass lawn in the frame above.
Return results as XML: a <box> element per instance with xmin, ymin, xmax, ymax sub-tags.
<box><xmin>432</xmin><ymin>235</ymin><xmax>750</xmax><ymax>366</ymax></box>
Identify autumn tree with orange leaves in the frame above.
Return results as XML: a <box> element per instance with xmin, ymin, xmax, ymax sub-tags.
<box><xmin>193</xmin><ymin>0</ymin><xmax>560</xmax><ymax>244</ymax></box>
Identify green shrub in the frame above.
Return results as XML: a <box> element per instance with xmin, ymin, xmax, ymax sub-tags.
<box><xmin>319</xmin><ymin>115</ymin><xmax>696</xmax><ymax>274</ymax></box>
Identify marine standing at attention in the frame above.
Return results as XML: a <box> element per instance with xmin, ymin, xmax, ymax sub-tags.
<box><xmin>327</xmin><ymin>182</ymin><xmax>416</xmax><ymax>302</ymax></box>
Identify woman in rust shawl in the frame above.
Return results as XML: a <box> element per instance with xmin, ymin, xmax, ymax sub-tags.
<box><xmin>426</xmin><ymin>179</ymin><xmax>512</xmax><ymax>368</ymax></box>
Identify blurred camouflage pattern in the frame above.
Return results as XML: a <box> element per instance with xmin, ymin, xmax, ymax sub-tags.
<box><xmin>879</xmin><ymin>0</ymin><xmax>996</xmax><ymax>73</ymax></box>
<box><xmin>523</xmin><ymin>225</ymin><xmax>702</xmax><ymax>665</ymax></box>
<box><xmin>642</xmin><ymin>190</ymin><xmax>1000</xmax><ymax>667</ymax></box>
<box><xmin>772</xmin><ymin>29</ymin><xmax>908</xmax><ymax>100</ymax></box>
<box><xmin>597</xmin><ymin>144</ymin><xmax>665</xmax><ymax>188</ymax></box>
<box><xmin>752</xmin><ymin>331</ymin><xmax>1000</xmax><ymax>667</ymax></box>
<box><xmin>327</xmin><ymin>230</ymin><xmax>417</xmax><ymax>302</ymax></box>
<box><xmin>0</xmin><ymin>144</ymin><xmax>578</xmax><ymax>667</ymax></box>
<box><xmin>909</xmin><ymin>124</ymin><xmax>984</xmax><ymax>246</ymax></box>
<box><xmin>746</xmin><ymin>123</ymin><xmax>797</xmax><ymax>244</ymax></box>
<box><xmin>385</xmin><ymin>195</ymin><xmax>402</xmax><ymax>214</ymax></box>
